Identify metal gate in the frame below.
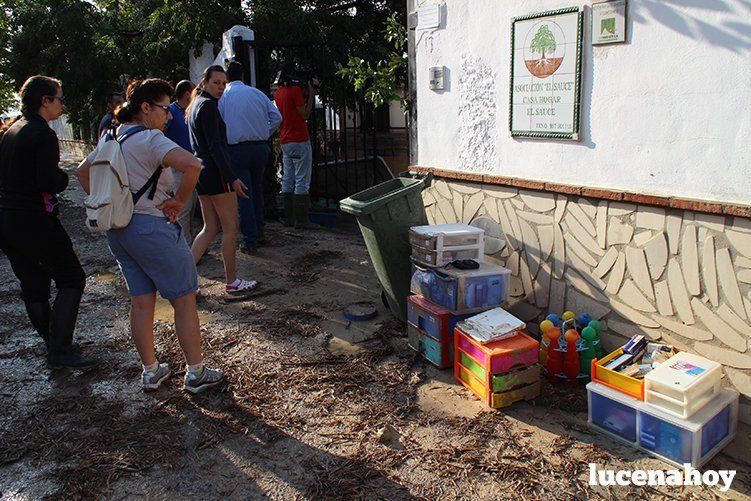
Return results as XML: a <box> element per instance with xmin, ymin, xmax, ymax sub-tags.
<box><xmin>231</xmin><ymin>37</ymin><xmax>404</xmax><ymax>212</ymax></box>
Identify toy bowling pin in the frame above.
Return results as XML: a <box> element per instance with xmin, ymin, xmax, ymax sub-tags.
<box><xmin>546</xmin><ymin>330</ymin><xmax>563</xmax><ymax>382</ymax></box>
<box><xmin>563</xmin><ymin>329</ymin><xmax>580</xmax><ymax>386</ymax></box>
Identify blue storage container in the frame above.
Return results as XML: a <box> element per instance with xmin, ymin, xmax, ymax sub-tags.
<box><xmin>406</xmin><ymin>294</ymin><xmax>473</xmax><ymax>342</ymax></box>
<box><xmin>701</xmin><ymin>405</ymin><xmax>731</xmax><ymax>456</ymax></box>
<box><xmin>407</xmin><ymin>323</ymin><xmax>453</xmax><ymax>368</ymax></box>
<box><xmin>587</xmin><ymin>382</ymin><xmax>738</xmax><ymax>468</ymax></box>
<box><xmin>410</xmin><ymin>261</ymin><xmax>511</xmax><ymax>314</ymax></box>
<box><xmin>640</xmin><ymin>413</ymin><xmax>693</xmax><ymax>464</ymax></box>
<box><xmin>589</xmin><ymin>389</ymin><xmax>638</xmax><ymax>442</ymax></box>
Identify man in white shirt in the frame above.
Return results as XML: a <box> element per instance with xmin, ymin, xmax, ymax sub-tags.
<box><xmin>218</xmin><ymin>61</ymin><xmax>282</xmax><ymax>253</ymax></box>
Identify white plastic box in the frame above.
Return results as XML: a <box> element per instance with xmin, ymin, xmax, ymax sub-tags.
<box><xmin>587</xmin><ymin>381</ymin><xmax>738</xmax><ymax>468</ymax></box>
<box><xmin>409</xmin><ymin>223</ymin><xmax>484</xmax><ymax>249</ymax></box>
<box><xmin>409</xmin><ymin>224</ymin><xmax>484</xmax><ymax>267</ymax></box>
<box><xmin>644</xmin><ymin>352</ymin><xmax>722</xmax><ymax>419</ymax></box>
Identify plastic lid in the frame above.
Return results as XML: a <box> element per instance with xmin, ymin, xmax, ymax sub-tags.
<box><xmin>340</xmin><ymin>177</ymin><xmax>424</xmax><ymax>216</ymax></box>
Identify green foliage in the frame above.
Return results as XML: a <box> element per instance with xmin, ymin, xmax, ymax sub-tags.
<box><xmin>0</xmin><ymin>5</ymin><xmax>16</xmax><ymax>115</ymax></box>
<box><xmin>2</xmin><ymin>0</ymin><xmax>403</xmax><ymax>131</ymax></box>
<box><xmin>337</xmin><ymin>12</ymin><xmax>407</xmax><ymax>109</ymax></box>
<box><xmin>530</xmin><ymin>24</ymin><xmax>556</xmax><ymax>58</ymax></box>
<box><xmin>4</xmin><ymin>0</ymin><xmax>107</xmax><ymax>132</ymax></box>
<box><xmin>246</xmin><ymin>0</ymin><xmax>405</xmax><ymax>102</ymax></box>
<box><xmin>3</xmin><ymin>0</ymin><xmax>245</xmax><ymax>135</ymax></box>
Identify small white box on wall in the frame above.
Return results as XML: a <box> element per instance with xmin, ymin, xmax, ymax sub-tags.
<box><xmin>429</xmin><ymin>66</ymin><xmax>446</xmax><ymax>91</ymax></box>
<box><xmin>417</xmin><ymin>4</ymin><xmax>442</xmax><ymax>30</ymax></box>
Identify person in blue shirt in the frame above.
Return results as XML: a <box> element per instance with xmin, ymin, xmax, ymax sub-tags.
<box><xmin>164</xmin><ymin>80</ymin><xmax>197</xmax><ymax>244</ymax></box>
<box><xmin>218</xmin><ymin>61</ymin><xmax>282</xmax><ymax>254</ymax></box>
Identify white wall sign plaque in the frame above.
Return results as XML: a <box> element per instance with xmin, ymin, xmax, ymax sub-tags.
<box><xmin>509</xmin><ymin>7</ymin><xmax>583</xmax><ymax>140</ymax></box>
<box><xmin>592</xmin><ymin>0</ymin><xmax>627</xmax><ymax>45</ymax></box>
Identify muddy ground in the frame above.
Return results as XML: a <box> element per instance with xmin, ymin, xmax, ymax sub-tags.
<box><xmin>1</xmin><ymin>156</ymin><xmax>750</xmax><ymax>500</ymax></box>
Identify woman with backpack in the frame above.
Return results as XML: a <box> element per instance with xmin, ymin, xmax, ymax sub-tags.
<box><xmin>0</xmin><ymin>75</ymin><xmax>96</xmax><ymax>368</ymax></box>
<box><xmin>76</xmin><ymin>78</ymin><xmax>224</xmax><ymax>393</ymax></box>
<box><xmin>187</xmin><ymin>65</ymin><xmax>258</xmax><ymax>294</ymax></box>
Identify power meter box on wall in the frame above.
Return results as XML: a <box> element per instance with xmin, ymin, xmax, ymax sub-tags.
<box><xmin>429</xmin><ymin>66</ymin><xmax>446</xmax><ymax>91</ymax></box>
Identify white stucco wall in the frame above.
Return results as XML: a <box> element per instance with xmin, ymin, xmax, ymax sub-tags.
<box><xmin>415</xmin><ymin>1</ymin><xmax>751</xmax><ymax>205</ymax></box>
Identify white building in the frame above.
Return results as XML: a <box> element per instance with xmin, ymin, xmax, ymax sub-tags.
<box><xmin>408</xmin><ymin>0</ymin><xmax>751</xmax><ymax>422</ymax></box>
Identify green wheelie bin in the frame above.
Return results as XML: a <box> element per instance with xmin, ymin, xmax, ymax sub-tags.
<box><xmin>340</xmin><ymin>177</ymin><xmax>428</xmax><ymax>322</ymax></box>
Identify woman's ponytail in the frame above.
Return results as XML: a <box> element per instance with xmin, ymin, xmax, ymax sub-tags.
<box><xmin>114</xmin><ymin>101</ymin><xmax>133</xmax><ymax>123</ymax></box>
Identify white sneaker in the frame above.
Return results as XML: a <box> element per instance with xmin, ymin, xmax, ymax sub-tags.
<box><xmin>183</xmin><ymin>366</ymin><xmax>225</xmax><ymax>394</ymax></box>
<box><xmin>225</xmin><ymin>278</ymin><xmax>257</xmax><ymax>295</ymax></box>
<box><xmin>141</xmin><ymin>363</ymin><xmax>171</xmax><ymax>391</ymax></box>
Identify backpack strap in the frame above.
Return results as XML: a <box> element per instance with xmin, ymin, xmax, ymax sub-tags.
<box><xmin>116</xmin><ymin>125</ymin><xmax>148</xmax><ymax>143</ymax></box>
<box><xmin>113</xmin><ymin>125</ymin><xmax>163</xmax><ymax>204</ymax></box>
<box><xmin>132</xmin><ymin>166</ymin><xmax>163</xmax><ymax>204</ymax></box>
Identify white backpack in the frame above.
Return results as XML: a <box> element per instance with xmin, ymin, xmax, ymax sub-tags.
<box><xmin>84</xmin><ymin>126</ymin><xmax>162</xmax><ymax>232</ymax></box>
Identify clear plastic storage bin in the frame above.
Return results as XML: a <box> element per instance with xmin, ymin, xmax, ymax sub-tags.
<box><xmin>411</xmin><ymin>245</ymin><xmax>483</xmax><ymax>267</ymax></box>
<box><xmin>410</xmin><ymin>261</ymin><xmax>511</xmax><ymax>314</ymax></box>
<box><xmin>587</xmin><ymin>381</ymin><xmax>738</xmax><ymax>468</ymax></box>
<box><xmin>589</xmin><ymin>385</ymin><xmax>639</xmax><ymax>442</ymax></box>
<box><xmin>644</xmin><ymin>352</ymin><xmax>721</xmax><ymax>419</ymax></box>
<box><xmin>409</xmin><ymin>223</ymin><xmax>484</xmax><ymax>250</ymax></box>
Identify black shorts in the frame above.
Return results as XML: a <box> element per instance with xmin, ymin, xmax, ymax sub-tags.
<box><xmin>196</xmin><ymin>166</ymin><xmax>231</xmax><ymax>196</ymax></box>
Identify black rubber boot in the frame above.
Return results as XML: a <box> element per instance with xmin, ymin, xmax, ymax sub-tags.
<box><xmin>24</xmin><ymin>300</ymin><xmax>51</xmax><ymax>346</ymax></box>
<box><xmin>282</xmin><ymin>192</ymin><xmax>295</xmax><ymax>227</ymax></box>
<box><xmin>294</xmin><ymin>194</ymin><xmax>313</xmax><ymax>229</ymax></box>
<box><xmin>47</xmin><ymin>288</ymin><xmax>97</xmax><ymax>369</ymax></box>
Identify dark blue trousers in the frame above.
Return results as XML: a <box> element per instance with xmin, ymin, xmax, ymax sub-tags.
<box><xmin>228</xmin><ymin>142</ymin><xmax>270</xmax><ymax>247</ymax></box>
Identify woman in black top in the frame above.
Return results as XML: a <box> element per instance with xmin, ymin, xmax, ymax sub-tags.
<box><xmin>0</xmin><ymin>75</ymin><xmax>96</xmax><ymax>368</ymax></box>
<box><xmin>187</xmin><ymin>65</ymin><xmax>257</xmax><ymax>294</ymax></box>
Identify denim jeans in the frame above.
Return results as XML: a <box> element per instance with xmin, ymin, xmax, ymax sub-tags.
<box><xmin>228</xmin><ymin>142</ymin><xmax>270</xmax><ymax>247</ymax></box>
<box><xmin>280</xmin><ymin>141</ymin><xmax>312</xmax><ymax>195</ymax></box>
<box><xmin>106</xmin><ymin>214</ymin><xmax>198</xmax><ymax>300</ymax></box>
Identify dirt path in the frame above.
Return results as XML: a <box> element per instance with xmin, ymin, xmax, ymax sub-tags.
<box><xmin>1</xmin><ymin>156</ymin><xmax>750</xmax><ymax>499</ymax></box>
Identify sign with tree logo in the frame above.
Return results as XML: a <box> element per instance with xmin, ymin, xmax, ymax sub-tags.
<box><xmin>509</xmin><ymin>7</ymin><xmax>583</xmax><ymax>140</ymax></box>
<box><xmin>592</xmin><ymin>0</ymin><xmax>627</xmax><ymax>45</ymax></box>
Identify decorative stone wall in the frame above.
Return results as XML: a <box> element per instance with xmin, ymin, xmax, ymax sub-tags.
<box><xmin>421</xmin><ymin>178</ymin><xmax>751</xmax><ymax>423</ymax></box>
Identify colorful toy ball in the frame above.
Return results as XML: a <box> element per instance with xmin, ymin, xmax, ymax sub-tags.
<box><xmin>564</xmin><ymin>329</ymin><xmax>579</xmax><ymax>343</ymax></box>
<box><xmin>546</xmin><ymin>313</ymin><xmax>561</xmax><ymax>327</ymax></box>
<box><xmin>546</xmin><ymin>327</ymin><xmax>562</xmax><ymax>340</ymax></box>
<box><xmin>539</xmin><ymin>319</ymin><xmax>554</xmax><ymax>334</ymax></box>
<box><xmin>581</xmin><ymin>326</ymin><xmax>597</xmax><ymax>340</ymax></box>
<box><xmin>588</xmin><ymin>319</ymin><xmax>603</xmax><ymax>333</ymax></box>
<box><xmin>562</xmin><ymin>311</ymin><xmax>576</xmax><ymax>321</ymax></box>
<box><xmin>578</xmin><ymin>313</ymin><xmax>593</xmax><ymax>327</ymax></box>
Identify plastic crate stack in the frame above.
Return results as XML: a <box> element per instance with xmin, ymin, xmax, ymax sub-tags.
<box><xmin>588</xmin><ymin>347</ymin><xmax>739</xmax><ymax>468</ymax></box>
<box><xmin>407</xmin><ymin>224</ymin><xmax>510</xmax><ymax>368</ymax></box>
<box><xmin>454</xmin><ymin>308</ymin><xmax>541</xmax><ymax>409</ymax></box>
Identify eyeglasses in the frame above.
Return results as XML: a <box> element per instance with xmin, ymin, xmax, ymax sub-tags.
<box><xmin>150</xmin><ymin>102</ymin><xmax>170</xmax><ymax>112</ymax></box>
<box><xmin>45</xmin><ymin>95</ymin><xmax>65</xmax><ymax>104</ymax></box>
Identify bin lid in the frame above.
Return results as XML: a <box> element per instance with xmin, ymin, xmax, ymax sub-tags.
<box><xmin>340</xmin><ymin>177</ymin><xmax>424</xmax><ymax>216</ymax></box>
<box><xmin>409</xmin><ymin>223</ymin><xmax>484</xmax><ymax>237</ymax></box>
